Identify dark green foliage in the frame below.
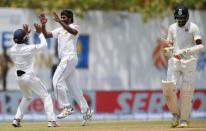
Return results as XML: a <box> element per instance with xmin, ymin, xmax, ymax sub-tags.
<box><xmin>0</xmin><ymin>0</ymin><xmax>205</xmax><ymax>21</ymax></box>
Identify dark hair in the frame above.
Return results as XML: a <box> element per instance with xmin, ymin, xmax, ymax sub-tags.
<box><xmin>61</xmin><ymin>9</ymin><xmax>73</xmax><ymax>23</ymax></box>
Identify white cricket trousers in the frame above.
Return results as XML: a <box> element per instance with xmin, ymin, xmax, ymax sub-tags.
<box><xmin>15</xmin><ymin>71</ymin><xmax>56</xmax><ymax>121</ymax></box>
<box><xmin>53</xmin><ymin>55</ymin><xmax>89</xmax><ymax>113</ymax></box>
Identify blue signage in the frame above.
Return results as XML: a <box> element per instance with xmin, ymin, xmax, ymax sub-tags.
<box><xmin>76</xmin><ymin>35</ymin><xmax>89</xmax><ymax>69</ymax></box>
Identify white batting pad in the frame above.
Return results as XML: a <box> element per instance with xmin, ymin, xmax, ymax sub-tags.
<box><xmin>162</xmin><ymin>80</ymin><xmax>179</xmax><ymax>115</ymax></box>
<box><xmin>180</xmin><ymin>84</ymin><xmax>194</xmax><ymax>121</ymax></box>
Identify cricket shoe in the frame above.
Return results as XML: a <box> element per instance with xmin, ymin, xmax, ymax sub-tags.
<box><xmin>57</xmin><ymin>106</ymin><xmax>74</xmax><ymax>119</ymax></box>
<box><xmin>12</xmin><ymin>119</ymin><xmax>21</xmax><ymax>127</ymax></box>
<box><xmin>178</xmin><ymin>120</ymin><xmax>189</xmax><ymax>128</ymax></box>
<box><xmin>81</xmin><ymin>108</ymin><xmax>94</xmax><ymax>126</ymax></box>
<box><xmin>171</xmin><ymin>114</ymin><xmax>180</xmax><ymax>128</ymax></box>
<box><xmin>48</xmin><ymin>121</ymin><xmax>60</xmax><ymax>127</ymax></box>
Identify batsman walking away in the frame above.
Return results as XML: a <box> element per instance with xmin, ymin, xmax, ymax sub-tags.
<box><xmin>161</xmin><ymin>5</ymin><xmax>204</xmax><ymax>128</ymax></box>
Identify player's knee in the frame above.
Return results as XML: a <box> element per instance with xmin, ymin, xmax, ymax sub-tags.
<box><xmin>52</xmin><ymin>77</ymin><xmax>61</xmax><ymax>86</ymax></box>
<box><xmin>162</xmin><ymin>80</ymin><xmax>176</xmax><ymax>98</ymax></box>
<box><xmin>53</xmin><ymin>80</ymin><xmax>63</xmax><ymax>95</ymax></box>
<box><xmin>180</xmin><ymin>85</ymin><xmax>194</xmax><ymax>106</ymax></box>
<box><xmin>52</xmin><ymin>78</ymin><xmax>57</xmax><ymax>88</ymax></box>
<box><xmin>183</xmin><ymin>78</ymin><xmax>195</xmax><ymax>86</ymax></box>
<box><xmin>181</xmin><ymin>82</ymin><xmax>194</xmax><ymax>93</ymax></box>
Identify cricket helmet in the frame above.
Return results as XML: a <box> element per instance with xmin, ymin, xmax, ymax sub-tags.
<box><xmin>13</xmin><ymin>29</ymin><xmax>28</xmax><ymax>44</ymax></box>
<box><xmin>174</xmin><ymin>6</ymin><xmax>189</xmax><ymax>27</ymax></box>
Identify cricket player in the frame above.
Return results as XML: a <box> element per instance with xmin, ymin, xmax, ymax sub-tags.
<box><xmin>10</xmin><ymin>24</ymin><xmax>58</xmax><ymax>127</ymax></box>
<box><xmin>39</xmin><ymin>10</ymin><xmax>93</xmax><ymax>126</ymax></box>
<box><xmin>161</xmin><ymin>6</ymin><xmax>204</xmax><ymax>128</ymax></box>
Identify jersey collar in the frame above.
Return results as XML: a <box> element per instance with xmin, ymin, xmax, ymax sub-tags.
<box><xmin>176</xmin><ymin>20</ymin><xmax>190</xmax><ymax>31</ymax></box>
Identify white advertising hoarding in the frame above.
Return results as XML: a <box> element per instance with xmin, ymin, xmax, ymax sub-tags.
<box><xmin>0</xmin><ymin>8</ymin><xmax>205</xmax><ymax>91</ymax></box>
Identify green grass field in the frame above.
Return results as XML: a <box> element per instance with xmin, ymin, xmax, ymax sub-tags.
<box><xmin>2</xmin><ymin>120</ymin><xmax>206</xmax><ymax>131</ymax></box>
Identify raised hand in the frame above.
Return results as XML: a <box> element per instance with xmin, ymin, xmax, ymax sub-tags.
<box><xmin>23</xmin><ymin>24</ymin><xmax>31</xmax><ymax>34</ymax></box>
<box><xmin>34</xmin><ymin>23</ymin><xmax>42</xmax><ymax>33</ymax></box>
<box><xmin>53</xmin><ymin>12</ymin><xmax>61</xmax><ymax>22</ymax></box>
<box><xmin>39</xmin><ymin>13</ymin><xmax>48</xmax><ymax>25</ymax></box>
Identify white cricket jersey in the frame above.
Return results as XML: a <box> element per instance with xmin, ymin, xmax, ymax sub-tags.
<box><xmin>10</xmin><ymin>33</ymin><xmax>47</xmax><ymax>73</ymax></box>
<box><xmin>51</xmin><ymin>23</ymin><xmax>80</xmax><ymax>60</ymax></box>
<box><xmin>167</xmin><ymin>21</ymin><xmax>202</xmax><ymax>57</ymax></box>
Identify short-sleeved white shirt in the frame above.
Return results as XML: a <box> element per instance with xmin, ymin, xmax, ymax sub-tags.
<box><xmin>51</xmin><ymin>24</ymin><xmax>80</xmax><ymax>60</ymax></box>
<box><xmin>167</xmin><ymin>21</ymin><xmax>201</xmax><ymax>55</ymax></box>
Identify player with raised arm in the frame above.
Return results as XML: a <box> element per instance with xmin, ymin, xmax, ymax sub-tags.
<box><xmin>10</xmin><ymin>24</ymin><xmax>58</xmax><ymax>127</ymax></box>
<box><xmin>161</xmin><ymin>6</ymin><xmax>204</xmax><ymax>128</ymax></box>
<box><xmin>39</xmin><ymin>10</ymin><xmax>93</xmax><ymax>126</ymax></box>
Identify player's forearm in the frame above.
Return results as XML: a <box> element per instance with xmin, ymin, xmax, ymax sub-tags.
<box><xmin>186</xmin><ymin>44</ymin><xmax>204</xmax><ymax>54</ymax></box>
<box><xmin>42</xmin><ymin>24</ymin><xmax>52</xmax><ymax>38</ymax></box>
<box><xmin>174</xmin><ymin>44</ymin><xmax>204</xmax><ymax>59</ymax></box>
<box><xmin>58</xmin><ymin>21</ymin><xmax>78</xmax><ymax>35</ymax></box>
<box><xmin>36</xmin><ymin>33</ymin><xmax>47</xmax><ymax>49</ymax></box>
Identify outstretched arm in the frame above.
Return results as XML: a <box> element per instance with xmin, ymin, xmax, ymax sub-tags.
<box><xmin>34</xmin><ymin>23</ymin><xmax>47</xmax><ymax>50</ymax></box>
<box><xmin>53</xmin><ymin>12</ymin><xmax>78</xmax><ymax>35</ymax></box>
<box><xmin>39</xmin><ymin>13</ymin><xmax>53</xmax><ymax>38</ymax></box>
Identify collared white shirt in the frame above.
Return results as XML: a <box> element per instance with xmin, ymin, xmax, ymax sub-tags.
<box><xmin>9</xmin><ymin>33</ymin><xmax>47</xmax><ymax>73</ymax></box>
<box><xmin>167</xmin><ymin>21</ymin><xmax>201</xmax><ymax>55</ymax></box>
<box><xmin>51</xmin><ymin>23</ymin><xmax>80</xmax><ymax>60</ymax></box>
